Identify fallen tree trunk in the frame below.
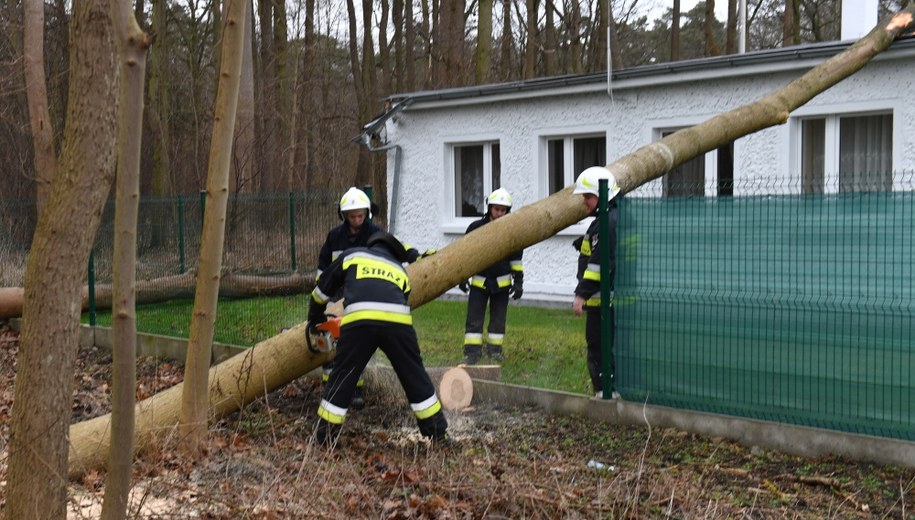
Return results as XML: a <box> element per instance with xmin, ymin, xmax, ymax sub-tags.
<box><xmin>65</xmin><ymin>6</ymin><xmax>915</xmax><ymax>479</ymax></box>
<box><xmin>68</xmin><ymin>323</ymin><xmax>333</xmax><ymax>479</ymax></box>
<box><xmin>0</xmin><ymin>271</ymin><xmax>313</xmax><ymax>319</ymax></box>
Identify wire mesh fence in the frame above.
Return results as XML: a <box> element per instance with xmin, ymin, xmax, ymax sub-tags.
<box><xmin>0</xmin><ymin>190</ymin><xmax>343</xmax><ymax>339</ymax></box>
<box><xmin>616</xmin><ymin>171</ymin><xmax>914</xmax><ymax>441</ymax></box>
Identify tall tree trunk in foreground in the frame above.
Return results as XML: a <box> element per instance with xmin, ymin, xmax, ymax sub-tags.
<box><xmin>66</xmin><ymin>4</ymin><xmax>915</xmax><ymax>480</ymax></box>
<box><xmin>24</xmin><ymin>0</ymin><xmax>58</xmax><ymax>212</ymax></box>
<box><xmin>179</xmin><ymin>0</ymin><xmax>247</xmax><ymax>456</ymax></box>
<box><xmin>5</xmin><ymin>0</ymin><xmax>118</xmax><ymax>514</ymax></box>
<box><xmin>99</xmin><ymin>0</ymin><xmax>148</xmax><ymax>517</ymax></box>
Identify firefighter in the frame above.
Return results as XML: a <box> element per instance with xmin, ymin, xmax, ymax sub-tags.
<box><xmin>457</xmin><ymin>188</ymin><xmax>524</xmax><ymax>365</ymax></box>
<box><xmin>571</xmin><ymin>167</ymin><xmax>621</xmax><ymax>398</ymax></box>
<box><xmin>316</xmin><ymin>187</ymin><xmax>421</xmax><ymax>409</ymax></box>
<box><xmin>308</xmin><ymin>231</ymin><xmax>450</xmax><ymax>447</ymax></box>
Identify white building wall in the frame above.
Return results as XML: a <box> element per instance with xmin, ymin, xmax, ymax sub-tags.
<box><xmin>385</xmin><ymin>55</ymin><xmax>915</xmax><ymax>303</ymax></box>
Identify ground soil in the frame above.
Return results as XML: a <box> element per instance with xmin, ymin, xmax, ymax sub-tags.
<box><xmin>0</xmin><ymin>322</ymin><xmax>913</xmax><ymax>519</ymax></box>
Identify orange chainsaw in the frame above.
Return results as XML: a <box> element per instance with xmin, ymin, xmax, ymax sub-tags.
<box><xmin>306</xmin><ymin>316</ymin><xmax>342</xmax><ymax>354</ymax></box>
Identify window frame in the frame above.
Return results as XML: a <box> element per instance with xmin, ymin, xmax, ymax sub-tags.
<box><xmin>789</xmin><ymin>101</ymin><xmax>899</xmax><ymax>194</ymax></box>
<box><xmin>443</xmin><ymin>139</ymin><xmax>501</xmax><ymax>233</ymax></box>
<box><xmin>541</xmin><ymin>133</ymin><xmax>608</xmax><ymax>196</ymax></box>
<box><xmin>538</xmin><ymin>129</ymin><xmax>609</xmax><ymax>235</ymax></box>
<box><xmin>643</xmin><ymin>121</ymin><xmax>725</xmax><ymax>198</ymax></box>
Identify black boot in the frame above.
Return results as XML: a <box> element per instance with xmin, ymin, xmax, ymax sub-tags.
<box><xmin>485</xmin><ymin>343</ymin><xmax>504</xmax><ymax>362</ymax></box>
<box><xmin>417</xmin><ymin>410</ymin><xmax>449</xmax><ymax>444</ymax></box>
<box><xmin>351</xmin><ymin>386</ymin><xmax>366</xmax><ymax>410</ymax></box>
<box><xmin>315</xmin><ymin>420</ymin><xmax>342</xmax><ymax>448</ymax></box>
<box><xmin>459</xmin><ymin>344</ymin><xmax>482</xmax><ymax>365</ymax></box>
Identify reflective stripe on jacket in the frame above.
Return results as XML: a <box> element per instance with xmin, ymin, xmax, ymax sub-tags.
<box><xmin>574</xmin><ymin>205</ymin><xmax>618</xmax><ymax>308</ymax></box>
<box><xmin>311</xmin><ymin>246</ymin><xmax>413</xmax><ymax>327</ymax></box>
<box><xmin>464</xmin><ymin>215</ymin><xmax>523</xmax><ymax>293</ymax></box>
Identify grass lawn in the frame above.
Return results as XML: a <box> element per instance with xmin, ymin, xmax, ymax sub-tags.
<box><xmin>83</xmin><ymin>296</ymin><xmax>594</xmax><ymax>395</ymax></box>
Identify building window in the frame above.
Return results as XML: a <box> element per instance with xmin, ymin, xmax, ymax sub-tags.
<box><xmin>546</xmin><ymin>135</ymin><xmax>606</xmax><ymax>194</ymax></box>
<box><xmin>659</xmin><ymin>130</ymin><xmax>733</xmax><ymax>197</ymax></box>
<box><xmin>453</xmin><ymin>142</ymin><xmax>500</xmax><ymax>217</ymax></box>
<box><xmin>800</xmin><ymin>112</ymin><xmax>893</xmax><ymax>194</ymax></box>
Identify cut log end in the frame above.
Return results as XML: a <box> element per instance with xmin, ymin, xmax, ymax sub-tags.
<box><xmin>438</xmin><ymin>367</ymin><xmax>473</xmax><ymax>411</ymax></box>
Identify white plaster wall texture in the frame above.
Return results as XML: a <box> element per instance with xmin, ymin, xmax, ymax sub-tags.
<box><xmin>386</xmin><ymin>56</ymin><xmax>915</xmax><ymax>301</ymax></box>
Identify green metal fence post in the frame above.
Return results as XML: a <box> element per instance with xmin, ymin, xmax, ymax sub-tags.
<box><xmin>289</xmin><ymin>192</ymin><xmax>297</xmax><ymax>271</ymax></box>
<box><xmin>598</xmin><ymin>179</ymin><xmax>612</xmax><ymax>399</ymax></box>
<box><xmin>177</xmin><ymin>194</ymin><xmax>186</xmax><ymax>273</ymax></box>
<box><xmin>87</xmin><ymin>250</ymin><xmax>96</xmax><ymax>327</ymax></box>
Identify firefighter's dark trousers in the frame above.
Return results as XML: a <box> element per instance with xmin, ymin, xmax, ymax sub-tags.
<box><xmin>463</xmin><ymin>287</ymin><xmax>509</xmax><ymax>355</ymax></box>
<box><xmin>316</xmin><ymin>322</ymin><xmax>447</xmax><ymax>438</ymax></box>
<box><xmin>585</xmin><ymin>305</ymin><xmax>615</xmax><ymax>394</ymax></box>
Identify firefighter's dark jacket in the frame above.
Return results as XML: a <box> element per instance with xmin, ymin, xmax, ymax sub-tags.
<box><xmin>574</xmin><ymin>204</ymin><xmax>618</xmax><ymax>308</ymax></box>
<box><xmin>465</xmin><ymin>215</ymin><xmax>523</xmax><ymax>293</ymax></box>
<box><xmin>317</xmin><ymin>222</ymin><xmax>420</xmax><ymax>279</ymax></box>
<box><xmin>309</xmin><ymin>243</ymin><xmax>412</xmax><ymax>328</ymax></box>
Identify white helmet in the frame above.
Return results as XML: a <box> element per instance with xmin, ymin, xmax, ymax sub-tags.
<box><xmin>573</xmin><ymin>166</ymin><xmax>621</xmax><ymax>199</ymax></box>
<box><xmin>486</xmin><ymin>188</ymin><xmax>513</xmax><ymax>209</ymax></box>
<box><xmin>339</xmin><ymin>187</ymin><xmax>371</xmax><ymax>217</ymax></box>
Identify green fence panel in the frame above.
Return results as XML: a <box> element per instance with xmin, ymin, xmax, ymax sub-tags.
<box><xmin>615</xmin><ymin>190</ymin><xmax>914</xmax><ymax>440</ymax></box>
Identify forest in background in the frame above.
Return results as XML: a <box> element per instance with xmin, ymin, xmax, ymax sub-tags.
<box><xmin>0</xmin><ymin>0</ymin><xmax>906</xmax><ymax>221</ymax></box>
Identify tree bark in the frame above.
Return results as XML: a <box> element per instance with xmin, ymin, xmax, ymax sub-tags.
<box><xmin>608</xmin><ymin>2</ymin><xmax>622</xmax><ymax>70</ymax></box>
<box><xmin>566</xmin><ymin>0</ymin><xmax>581</xmax><ymax>74</ymax></box>
<box><xmin>392</xmin><ymin>0</ymin><xmax>404</xmax><ymax>91</ymax></box>
<box><xmin>378</xmin><ymin>0</ymin><xmax>392</xmax><ymax>95</ymax></box>
<box><xmin>148</xmin><ymin>0</ymin><xmax>172</xmax><ymax>199</ymax></box>
<box><xmin>179</xmin><ymin>0</ymin><xmax>247</xmax><ymax>456</ymax></box>
<box><xmin>272</xmin><ymin>0</ymin><xmax>291</xmax><ymax>190</ymax></box>
<box><xmin>725</xmin><ymin>0</ymin><xmax>738</xmax><ymax>54</ymax></box>
<box><xmin>5</xmin><ymin>0</ymin><xmax>118</xmax><ymax>514</ymax></box>
<box><xmin>233</xmin><ymin>0</ymin><xmax>255</xmax><ymax>192</ymax></box>
<box><xmin>404</xmin><ymin>0</ymin><xmax>416</xmax><ymax>89</ymax></box>
<box><xmin>522</xmin><ymin>0</ymin><xmax>538</xmax><ymax>79</ymax></box>
<box><xmin>783</xmin><ymin>0</ymin><xmax>796</xmax><ymax>46</ymax></box>
<box><xmin>65</xmin><ymin>4</ymin><xmax>915</xmax><ymax>481</ymax></box>
<box><xmin>23</xmin><ymin>0</ymin><xmax>58</xmax><ymax>213</ymax></box>
<box><xmin>475</xmin><ymin>0</ymin><xmax>494</xmax><ymax>84</ymax></box>
<box><xmin>100</xmin><ymin>1</ymin><xmax>148</xmax><ymax>517</ymax></box>
<box><xmin>543</xmin><ymin>0</ymin><xmax>556</xmax><ymax>75</ymax></box>
<box><xmin>705</xmin><ymin>0</ymin><xmax>721</xmax><ymax>56</ymax></box>
<box><xmin>498</xmin><ymin>0</ymin><xmax>512</xmax><ymax>80</ymax></box>
<box><xmin>671</xmin><ymin>0</ymin><xmax>681</xmax><ymax>61</ymax></box>
<box><xmin>588</xmin><ymin>0</ymin><xmax>606</xmax><ymax>72</ymax></box>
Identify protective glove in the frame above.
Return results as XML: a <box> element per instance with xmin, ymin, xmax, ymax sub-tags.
<box><xmin>510</xmin><ymin>272</ymin><xmax>523</xmax><ymax>300</ymax></box>
<box><xmin>307</xmin><ymin>303</ymin><xmax>327</xmax><ymax>332</ymax></box>
<box><xmin>458</xmin><ymin>280</ymin><xmax>469</xmax><ymax>293</ymax></box>
<box><xmin>572</xmin><ymin>236</ymin><xmax>584</xmax><ymax>251</ymax></box>
<box><xmin>306</xmin><ymin>320</ymin><xmax>321</xmax><ymax>337</ymax></box>
<box><xmin>509</xmin><ymin>284</ymin><xmax>523</xmax><ymax>300</ymax></box>
<box><xmin>421</xmin><ymin>248</ymin><xmax>437</xmax><ymax>258</ymax></box>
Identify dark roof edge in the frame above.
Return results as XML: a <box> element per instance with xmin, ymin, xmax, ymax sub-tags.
<box><xmin>385</xmin><ymin>37</ymin><xmax>915</xmax><ymax>105</ymax></box>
